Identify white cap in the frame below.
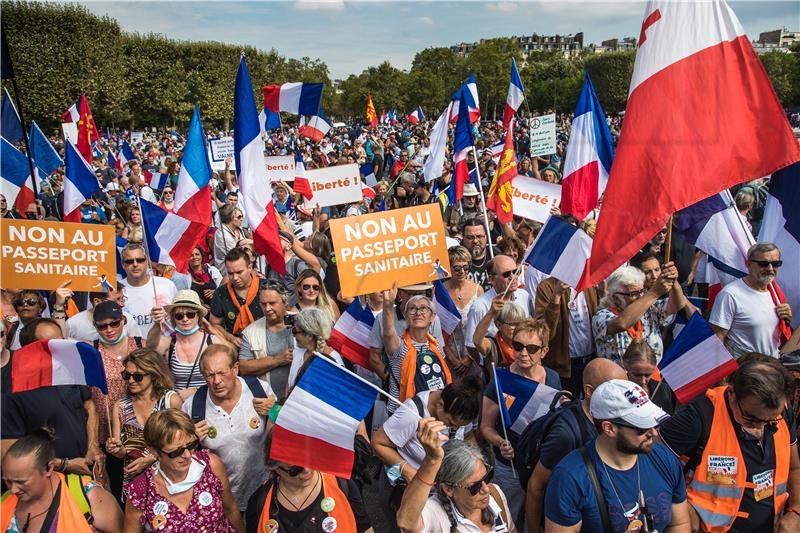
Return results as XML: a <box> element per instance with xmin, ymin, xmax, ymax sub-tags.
<box><xmin>104</xmin><ymin>182</ymin><xmax>120</xmax><ymax>192</ymax></box>
<box><xmin>590</xmin><ymin>379</ymin><xmax>668</xmax><ymax>429</ymax></box>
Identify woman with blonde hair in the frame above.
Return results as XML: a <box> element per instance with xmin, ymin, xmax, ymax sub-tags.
<box><xmin>292</xmin><ymin>269</ymin><xmax>340</xmax><ymax>323</ymax></box>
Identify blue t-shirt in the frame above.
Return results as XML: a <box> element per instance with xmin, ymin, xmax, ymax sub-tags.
<box><xmin>545</xmin><ymin>440</ymin><xmax>686</xmax><ymax>533</ymax></box>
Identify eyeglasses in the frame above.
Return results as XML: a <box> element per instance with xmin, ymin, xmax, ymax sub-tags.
<box><xmin>278</xmin><ymin>464</ymin><xmax>304</xmax><ymax>477</ymax></box>
<box><xmin>159</xmin><ymin>440</ymin><xmax>199</xmax><ymax>459</ymax></box>
<box><xmin>406</xmin><ymin>306</ymin><xmax>432</xmax><ymax>316</ymax></box>
<box><xmin>173</xmin><ymin>311</ymin><xmax>197</xmax><ymax>321</ymax></box>
<box><xmin>496</xmin><ymin>270</ymin><xmax>516</xmax><ymax>279</ymax></box>
<box><xmin>13</xmin><ymin>298</ymin><xmax>40</xmax><ymax>308</ymax></box>
<box><xmin>448</xmin><ymin>468</ymin><xmax>493</xmax><ymax>496</ymax></box>
<box><xmin>611</xmin><ymin>420</ymin><xmax>655</xmax><ymax>436</ymax></box>
<box><xmin>735</xmin><ymin>396</ymin><xmax>783</xmax><ymax>425</ymax></box>
<box><xmin>124</xmin><ymin>257</ymin><xmax>147</xmax><ymax>265</ymax></box>
<box><xmin>95</xmin><ymin>318</ymin><xmax>123</xmax><ymax>331</ymax></box>
<box><xmin>616</xmin><ymin>289</ymin><xmax>645</xmax><ymax>298</ymax></box>
<box><xmin>121</xmin><ymin>371</ymin><xmax>146</xmax><ymax>382</ymax></box>
<box><xmin>452</xmin><ymin>265</ymin><xmax>468</xmax><ymax>273</ymax></box>
<box><xmin>301</xmin><ymin>284</ymin><xmax>320</xmax><ymax>291</ymax></box>
<box><xmin>511</xmin><ymin>341</ymin><xmax>542</xmax><ymax>354</ymax></box>
<box><xmin>292</xmin><ymin>327</ymin><xmax>309</xmax><ymax>336</ymax></box>
<box><xmin>202</xmin><ymin>368</ymin><xmax>233</xmax><ymax>381</ymax></box>
<box><xmin>752</xmin><ymin>260</ymin><xmax>783</xmax><ymax>268</ymax></box>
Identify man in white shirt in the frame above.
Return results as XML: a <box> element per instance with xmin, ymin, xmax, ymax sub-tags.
<box><xmin>119</xmin><ymin>243</ymin><xmax>177</xmax><ymax>337</ymax></box>
<box><xmin>710</xmin><ymin>242</ymin><xmax>793</xmax><ymax>357</ymax></box>
<box><xmin>66</xmin><ymin>285</ymin><xmax>142</xmax><ymax>342</ymax></box>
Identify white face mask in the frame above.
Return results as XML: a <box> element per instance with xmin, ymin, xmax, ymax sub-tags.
<box><xmin>156</xmin><ymin>456</ymin><xmax>205</xmax><ymax>495</ymax></box>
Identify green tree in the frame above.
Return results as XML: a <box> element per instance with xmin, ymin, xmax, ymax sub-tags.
<box><xmin>465</xmin><ymin>38</ymin><xmax>518</xmax><ymax>120</ymax></box>
<box><xmin>759</xmin><ymin>51</ymin><xmax>800</xmax><ymax>107</ymax></box>
<box><xmin>583</xmin><ymin>50</ymin><xmax>636</xmax><ymax>113</ymax></box>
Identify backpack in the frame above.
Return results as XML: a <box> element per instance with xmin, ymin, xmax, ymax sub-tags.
<box><xmin>513</xmin><ymin>398</ymin><xmax>590</xmax><ymax>489</ymax></box>
<box><xmin>190</xmin><ymin>375</ymin><xmax>268</xmax><ymax>422</ymax></box>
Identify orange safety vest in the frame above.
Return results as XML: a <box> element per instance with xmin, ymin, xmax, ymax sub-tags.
<box><xmin>0</xmin><ymin>472</ymin><xmax>93</xmax><ymax>533</ymax></box>
<box><xmin>399</xmin><ymin>331</ymin><xmax>452</xmax><ymax>403</ymax></box>
<box><xmin>257</xmin><ymin>472</ymin><xmax>356</xmax><ymax>532</ymax></box>
<box><xmin>686</xmin><ymin>386</ymin><xmax>790</xmax><ymax>532</ymax></box>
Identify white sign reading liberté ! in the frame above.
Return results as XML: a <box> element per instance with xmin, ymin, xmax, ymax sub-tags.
<box><xmin>529</xmin><ymin>114</ymin><xmax>556</xmax><ymax>157</ymax></box>
<box><xmin>304</xmin><ymin>164</ymin><xmax>363</xmax><ymax>208</ymax></box>
<box><xmin>511</xmin><ymin>175</ymin><xmax>562</xmax><ymax>223</ymax></box>
<box><xmin>264</xmin><ymin>156</ymin><xmax>295</xmax><ymax>183</ymax></box>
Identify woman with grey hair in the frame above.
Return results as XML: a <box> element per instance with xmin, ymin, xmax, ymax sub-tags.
<box><xmin>471</xmin><ymin>300</ymin><xmax>527</xmax><ymax>368</ymax></box>
<box><xmin>397</xmin><ymin>418</ymin><xmax>516</xmax><ymax>532</ymax></box>
<box><xmin>213</xmin><ymin>204</ymin><xmax>248</xmax><ymax>276</ymax></box>
<box><xmin>286</xmin><ymin>307</ymin><xmax>344</xmax><ymax>393</ymax></box>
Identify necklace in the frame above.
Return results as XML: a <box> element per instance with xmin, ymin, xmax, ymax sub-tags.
<box><xmin>600</xmin><ymin>454</ymin><xmax>642</xmax><ymax>527</ymax></box>
<box><xmin>18</xmin><ymin>480</ymin><xmax>54</xmax><ymax>533</ymax></box>
<box><xmin>278</xmin><ymin>472</ymin><xmax>320</xmax><ymax>511</ymax></box>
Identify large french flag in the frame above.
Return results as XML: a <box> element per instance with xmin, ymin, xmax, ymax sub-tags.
<box><xmin>496</xmin><ymin>367</ymin><xmax>561</xmax><ymax>434</ymax></box>
<box><xmin>502</xmin><ymin>58</ymin><xmax>525</xmax><ymax>128</ymax></box>
<box><xmin>658</xmin><ymin>312</ymin><xmax>738</xmax><ymax>404</ymax></box>
<box><xmin>301</xmin><ymin>110</ymin><xmax>332</xmax><ymax>143</ymax></box>
<box><xmin>30</xmin><ymin>121</ymin><xmax>63</xmax><ymax>179</ymax></box>
<box><xmin>271</xmin><ymin>355</ymin><xmax>377</xmax><ymax>478</ymax></box>
<box><xmin>433</xmin><ymin>280</ymin><xmax>461</xmax><ymax>341</ymax></box>
<box><xmin>139</xmin><ymin>199</ymin><xmax>206</xmax><ymax>273</ymax></box>
<box><xmin>448</xmin><ymin>88</ymin><xmax>474</xmax><ymax>205</ymax></box>
<box><xmin>525</xmin><ymin>216</ymin><xmax>592</xmax><ymax>291</ymax></box>
<box><xmin>328</xmin><ymin>299</ymin><xmax>375</xmax><ymax>369</ymax></box>
<box><xmin>759</xmin><ymin>162</ymin><xmax>800</xmax><ymax>329</ymax></box>
<box><xmin>560</xmin><ymin>72</ymin><xmax>614</xmax><ymax>221</ymax></box>
<box><xmin>143</xmin><ymin>170</ymin><xmax>170</xmax><ymax>190</ymax></box>
<box><xmin>63</xmin><ymin>141</ymin><xmax>101</xmax><ymax>223</ymax></box>
<box><xmin>587</xmin><ymin>0</ymin><xmax>800</xmax><ymax>287</ymax></box>
<box><xmin>422</xmin><ymin>101</ymin><xmax>452</xmax><ymax>184</ymax></box>
<box><xmin>236</xmin><ymin>57</ymin><xmax>286</xmax><ymax>275</ymax></box>
<box><xmin>12</xmin><ymin>339</ymin><xmax>108</xmax><ymax>394</ymax></box>
<box><xmin>263</xmin><ymin>82</ymin><xmax>323</xmax><ymax>116</ymax></box>
<box><xmin>0</xmin><ymin>137</ymin><xmax>36</xmax><ymax>215</ymax></box>
<box><xmin>293</xmin><ymin>151</ymin><xmax>314</xmax><ymax>201</ymax></box>
<box><xmin>174</xmin><ymin>105</ymin><xmax>213</xmax><ymax>224</ymax></box>
<box><xmin>449</xmin><ymin>74</ymin><xmax>480</xmax><ymax>124</ymax></box>
<box><xmin>407</xmin><ymin>106</ymin><xmax>424</xmax><ymax>124</ymax></box>
<box><xmin>259</xmin><ymin>107</ymin><xmax>282</xmax><ymax>134</ymax></box>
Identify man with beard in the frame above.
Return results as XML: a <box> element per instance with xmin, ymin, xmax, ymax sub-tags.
<box><xmin>544</xmin><ymin>380</ymin><xmax>690</xmax><ymax>533</ymax></box>
<box><xmin>710</xmin><ymin>242</ymin><xmax>793</xmax><ymax>358</ymax></box>
<box><xmin>463</xmin><ymin>217</ymin><xmax>492</xmax><ymax>291</ymax></box>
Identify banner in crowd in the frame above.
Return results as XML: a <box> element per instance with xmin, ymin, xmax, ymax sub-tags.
<box><xmin>529</xmin><ymin>113</ymin><xmax>556</xmax><ymax>157</ymax></box>
<box><xmin>265</xmin><ymin>155</ymin><xmax>295</xmax><ymax>183</ymax></box>
<box><xmin>511</xmin><ymin>176</ymin><xmax>562</xmax><ymax>222</ymax></box>
<box><xmin>130</xmin><ymin>131</ymin><xmax>144</xmax><ymax>145</ymax></box>
<box><xmin>0</xmin><ymin>219</ymin><xmax>116</xmax><ymax>292</ymax></box>
<box><xmin>208</xmin><ymin>136</ymin><xmax>236</xmax><ymax>170</ymax></box>
<box><xmin>304</xmin><ymin>163</ymin><xmax>363</xmax><ymax>208</ymax></box>
<box><xmin>330</xmin><ymin>204</ymin><xmax>450</xmax><ymax>297</ymax></box>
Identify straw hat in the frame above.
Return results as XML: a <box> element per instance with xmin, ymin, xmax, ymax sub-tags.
<box><xmin>164</xmin><ymin>290</ymin><xmax>207</xmax><ymax>318</ymax></box>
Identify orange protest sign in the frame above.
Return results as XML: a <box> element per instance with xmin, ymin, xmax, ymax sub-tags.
<box><xmin>330</xmin><ymin>204</ymin><xmax>451</xmax><ymax>298</ymax></box>
<box><xmin>0</xmin><ymin>219</ymin><xmax>117</xmax><ymax>292</ymax></box>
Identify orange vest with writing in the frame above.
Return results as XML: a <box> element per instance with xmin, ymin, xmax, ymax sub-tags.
<box><xmin>399</xmin><ymin>331</ymin><xmax>451</xmax><ymax>402</ymax></box>
<box><xmin>257</xmin><ymin>473</ymin><xmax>356</xmax><ymax>532</ymax></box>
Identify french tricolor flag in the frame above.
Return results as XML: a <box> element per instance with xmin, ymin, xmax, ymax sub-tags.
<box><xmin>174</xmin><ymin>105</ymin><xmax>213</xmax><ymax>224</ymax></box>
<box><xmin>118</xmin><ymin>140</ymin><xmax>135</xmax><ymax>171</ymax></box>
<box><xmin>525</xmin><ymin>216</ymin><xmax>592</xmax><ymax>291</ymax></box>
<box><xmin>496</xmin><ymin>367</ymin><xmax>561</xmax><ymax>434</ymax></box>
<box><xmin>361</xmin><ymin>182</ymin><xmax>375</xmax><ymax>200</ymax></box>
<box><xmin>360</xmin><ymin>163</ymin><xmax>377</xmax><ymax>187</ymax></box>
<box><xmin>301</xmin><ymin>110</ymin><xmax>332</xmax><ymax>143</ymax></box>
<box><xmin>237</xmin><ymin>57</ymin><xmax>286</xmax><ymax>275</ymax></box>
<box><xmin>502</xmin><ymin>58</ymin><xmax>525</xmax><ymax>128</ymax></box>
<box><xmin>448</xmin><ymin>87</ymin><xmax>474</xmax><ymax>206</ymax></box>
<box><xmin>293</xmin><ymin>151</ymin><xmax>314</xmax><ymax>201</ymax></box>
<box><xmin>263</xmin><ymin>82</ymin><xmax>323</xmax><ymax>117</ymax></box>
<box><xmin>106</xmin><ymin>150</ymin><xmax>118</xmax><ymax>173</ymax></box>
<box><xmin>433</xmin><ymin>280</ymin><xmax>461</xmax><ymax>341</ymax></box>
<box><xmin>143</xmin><ymin>170</ymin><xmax>170</xmax><ymax>190</ymax></box>
<box><xmin>407</xmin><ymin>106</ymin><xmax>424</xmax><ymax>124</ymax></box>
<box><xmin>63</xmin><ymin>140</ymin><xmax>101</xmax><ymax>223</ymax></box>
<box><xmin>560</xmin><ymin>72</ymin><xmax>614</xmax><ymax>221</ymax></box>
<box><xmin>61</xmin><ymin>101</ymin><xmax>79</xmax><ymax>124</ymax></box>
<box><xmin>12</xmin><ymin>339</ymin><xmax>108</xmax><ymax>394</ymax></box>
<box><xmin>271</xmin><ymin>355</ymin><xmax>377</xmax><ymax>478</ymax></box>
<box><xmin>0</xmin><ymin>137</ymin><xmax>36</xmax><ymax>216</ymax></box>
<box><xmin>139</xmin><ymin>199</ymin><xmax>207</xmax><ymax>273</ymax></box>
<box><xmin>328</xmin><ymin>299</ymin><xmax>375</xmax><ymax>369</ymax></box>
<box><xmin>449</xmin><ymin>74</ymin><xmax>480</xmax><ymax>124</ymax></box>
<box><xmin>658</xmin><ymin>312</ymin><xmax>738</xmax><ymax>404</ymax></box>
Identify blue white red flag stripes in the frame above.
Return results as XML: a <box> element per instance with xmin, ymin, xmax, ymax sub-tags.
<box><xmin>0</xmin><ymin>137</ymin><xmax>35</xmax><ymax>214</ymax></box>
<box><xmin>107</xmin><ymin>151</ymin><xmax>118</xmax><ymax>173</ymax></box>
<box><xmin>587</xmin><ymin>0</ymin><xmax>800</xmax><ymax>287</ymax></box>
<box><xmin>263</xmin><ymin>82</ymin><xmax>323</xmax><ymax>116</ymax></box>
<box><xmin>139</xmin><ymin>199</ymin><xmax>207</xmax><ymax>273</ymax></box>
<box><xmin>449</xmin><ymin>88</ymin><xmax>474</xmax><ymax>205</ymax></box>
<box><xmin>359</xmin><ymin>163</ymin><xmax>377</xmax><ymax>187</ymax></box>
<box><xmin>433</xmin><ymin>280</ymin><xmax>461</xmax><ymax>340</ymax></box>
<box><xmin>495</xmin><ymin>367</ymin><xmax>561</xmax><ymax>434</ymax></box>
<box><xmin>449</xmin><ymin>74</ymin><xmax>480</xmax><ymax>124</ymax></box>
<box><xmin>174</xmin><ymin>105</ymin><xmax>213</xmax><ymax>224</ymax></box>
<box><xmin>361</xmin><ymin>182</ymin><xmax>375</xmax><ymax>200</ymax></box>
<box><xmin>502</xmin><ymin>58</ymin><xmax>525</xmax><ymax>128</ymax></box>
<box><xmin>61</xmin><ymin>101</ymin><xmax>79</xmax><ymax>123</ymax></box>
<box><xmin>560</xmin><ymin>72</ymin><xmax>614</xmax><ymax>221</ymax></box>
<box><xmin>259</xmin><ymin>108</ymin><xmax>281</xmax><ymax>134</ymax></box>
<box><xmin>12</xmin><ymin>339</ymin><xmax>108</xmax><ymax>394</ymax></box>
<box><xmin>422</xmin><ymin>102</ymin><xmax>452</xmax><ymax>184</ymax></box>
<box><xmin>658</xmin><ymin>312</ymin><xmax>738</xmax><ymax>403</ymax></box>
<box><xmin>236</xmin><ymin>57</ymin><xmax>286</xmax><ymax>275</ymax></box>
<box><xmin>328</xmin><ymin>299</ymin><xmax>375</xmax><ymax>369</ymax></box>
<box><xmin>143</xmin><ymin>170</ymin><xmax>169</xmax><ymax>190</ymax></box>
<box><xmin>118</xmin><ymin>140</ymin><xmax>135</xmax><ymax>170</ymax></box>
<box><xmin>301</xmin><ymin>110</ymin><xmax>332</xmax><ymax>143</ymax></box>
<box><xmin>759</xmin><ymin>161</ymin><xmax>800</xmax><ymax>329</ymax></box>
<box><xmin>63</xmin><ymin>141</ymin><xmax>101</xmax><ymax>223</ymax></box>
<box><xmin>293</xmin><ymin>151</ymin><xmax>313</xmax><ymax>201</ymax></box>
<box><xmin>271</xmin><ymin>355</ymin><xmax>378</xmax><ymax>478</ymax></box>
<box><xmin>525</xmin><ymin>216</ymin><xmax>592</xmax><ymax>291</ymax></box>
<box><xmin>407</xmin><ymin>106</ymin><xmax>424</xmax><ymax>124</ymax></box>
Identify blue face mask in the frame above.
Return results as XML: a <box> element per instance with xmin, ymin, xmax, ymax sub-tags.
<box><xmin>100</xmin><ymin>330</ymin><xmax>127</xmax><ymax>346</ymax></box>
<box><xmin>175</xmin><ymin>324</ymin><xmax>200</xmax><ymax>336</ymax></box>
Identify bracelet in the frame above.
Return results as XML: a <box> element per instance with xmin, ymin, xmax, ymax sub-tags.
<box><xmin>413</xmin><ymin>474</ymin><xmax>436</xmax><ymax>487</ymax></box>
<box><xmin>399</xmin><ymin>460</ymin><xmax>407</xmax><ymax>478</ymax></box>
<box><xmin>787</xmin><ymin>507</ymin><xmax>800</xmax><ymax>518</ymax></box>
<box><xmin>56</xmin><ymin>457</ymin><xmax>67</xmax><ymax>472</ymax></box>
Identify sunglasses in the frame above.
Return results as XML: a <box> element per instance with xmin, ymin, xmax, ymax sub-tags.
<box><xmin>511</xmin><ymin>341</ymin><xmax>542</xmax><ymax>354</ymax></box>
<box><xmin>452</xmin><ymin>265</ymin><xmax>468</xmax><ymax>273</ymax></box>
<box><xmin>611</xmin><ymin>419</ymin><xmax>655</xmax><ymax>435</ymax></box>
<box><xmin>13</xmin><ymin>298</ymin><xmax>40</xmax><ymax>308</ymax></box>
<box><xmin>278</xmin><ymin>464</ymin><xmax>304</xmax><ymax>477</ymax></box>
<box><xmin>159</xmin><ymin>440</ymin><xmax>199</xmax><ymax>459</ymax></box>
<box><xmin>495</xmin><ymin>270</ymin><xmax>516</xmax><ymax>279</ymax></box>
<box><xmin>301</xmin><ymin>284</ymin><xmax>320</xmax><ymax>291</ymax></box>
<box><xmin>173</xmin><ymin>311</ymin><xmax>197</xmax><ymax>321</ymax></box>
<box><xmin>121</xmin><ymin>370</ymin><xmax>145</xmax><ymax>382</ymax></box>
<box><xmin>95</xmin><ymin>318</ymin><xmax>123</xmax><ymax>331</ymax></box>
<box><xmin>124</xmin><ymin>257</ymin><xmax>147</xmax><ymax>265</ymax></box>
<box><xmin>448</xmin><ymin>468</ymin><xmax>494</xmax><ymax>496</ymax></box>
<box><xmin>752</xmin><ymin>260</ymin><xmax>783</xmax><ymax>268</ymax></box>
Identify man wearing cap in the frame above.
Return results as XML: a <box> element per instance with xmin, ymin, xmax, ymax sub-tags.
<box><xmin>659</xmin><ymin>357</ymin><xmax>800</xmax><ymax>533</ymax></box>
<box><xmin>544</xmin><ymin>379</ymin><xmax>690</xmax><ymax>533</ymax></box>
<box><xmin>67</xmin><ymin>284</ymin><xmax>141</xmax><ymax>342</ymax></box>
<box><xmin>446</xmin><ymin>184</ymin><xmax>482</xmax><ymax>240</ymax></box>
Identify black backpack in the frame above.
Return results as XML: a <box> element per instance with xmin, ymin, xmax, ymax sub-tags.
<box><xmin>513</xmin><ymin>398</ymin><xmax>590</xmax><ymax>489</ymax></box>
<box><xmin>190</xmin><ymin>375</ymin><xmax>268</xmax><ymax>422</ymax></box>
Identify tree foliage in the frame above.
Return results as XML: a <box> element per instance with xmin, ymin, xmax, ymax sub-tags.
<box><xmin>758</xmin><ymin>51</ymin><xmax>800</xmax><ymax>108</ymax></box>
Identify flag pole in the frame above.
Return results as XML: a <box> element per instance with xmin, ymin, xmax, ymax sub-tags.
<box><xmin>471</xmin><ymin>146</ymin><xmax>495</xmax><ymax>259</ymax></box>
<box><xmin>135</xmin><ymin>196</ymin><xmax>160</xmax><ymax>303</ymax></box>
<box><xmin>664</xmin><ymin>215</ymin><xmax>674</xmax><ymax>263</ymax></box>
<box><xmin>491</xmin><ymin>362</ymin><xmax>517</xmax><ymax>478</ymax></box>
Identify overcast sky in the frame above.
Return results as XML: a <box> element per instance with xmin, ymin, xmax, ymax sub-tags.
<box><xmin>81</xmin><ymin>1</ymin><xmax>799</xmax><ymax>79</ymax></box>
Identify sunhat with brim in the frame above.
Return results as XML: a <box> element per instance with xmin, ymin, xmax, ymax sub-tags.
<box><xmin>164</xmin><ymin>290</ymin><xmax>207</xmax><ymax>318</ymax></box>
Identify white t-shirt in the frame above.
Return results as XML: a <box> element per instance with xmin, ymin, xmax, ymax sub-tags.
<box><xmin>121</xmin><ymin>276</ymin><xmax>178</xmax><ymax>338</ymax></box>
<box><xmin>464</xmin><ymin>288</ymin><xmax>532</xmax><ymax>349</ymax></box>
<box><xmin>567</xmin><ymin>290</ymin><xmax>593</xmax><ymax>358</ymax></box>
<box><xmin>420</xmin><ymin>484</ymin><xmax>514</xmax><ymax>533</ymax></box>
<box><xmin>382</xmin><ymin>391</ymin><xmax>474</xmax><ymax>469</ymax></box>
<box><xmin>709</xmin><ymin>278</ymin><xmax>781</xmax><ymax>357</ymax></box>
<box><xmin>66</xmin><ymin>310</ymin><xmax>142</xmax><ymax>342</ymax></box>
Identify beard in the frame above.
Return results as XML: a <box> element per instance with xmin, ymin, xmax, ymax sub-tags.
<box><xmin>615</xmin><ymin>432</ymin><xmax>653</xmax><ymax>455</ymax></box>
<box><xmin>470</xmin><ymin>244</ymin><xmax>484</xmax><ymax>259</ymax></box>
<box><xmin>757</xmin><ymin>272</ymin><xmax>776</xmax><ymax>286</ymax></box>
